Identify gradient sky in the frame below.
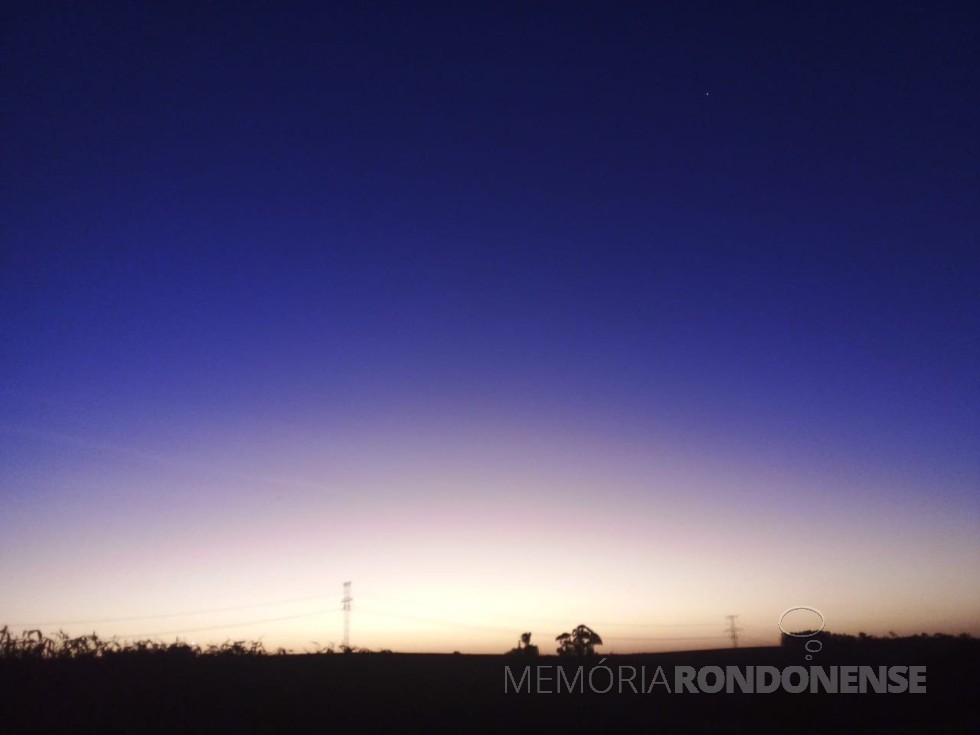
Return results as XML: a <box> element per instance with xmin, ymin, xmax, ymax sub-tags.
<box><xmin>2</xmin><ymin>1</ymin><xmax>978</xmax><ymax>654</ymax></box>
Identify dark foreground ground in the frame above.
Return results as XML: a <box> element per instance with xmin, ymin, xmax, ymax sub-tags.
<box><xmin>2</xmin><ymin>641</ymin><xmax>977</xmax><ymax>733</ymax></box>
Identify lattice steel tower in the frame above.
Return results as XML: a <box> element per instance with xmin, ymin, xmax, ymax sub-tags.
<box><xmin>342</xmin><ymin>581</ymin><xmax>352</xmax><ymax>650</ymax></box>
<box><xmin>725</xmin><ymin>614</ymin><xmax>742</xmax><ymax>648</ymax></box>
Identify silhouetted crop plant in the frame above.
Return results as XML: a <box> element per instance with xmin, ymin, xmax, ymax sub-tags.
<box><xmin>309</xmin><ymin>641</ymin><xmax>335</xmax><ymax>654</ymax></box>
<box><xmin>205</xmin><ymin>639</ymin><xmax>267</xmax><ymax>656</ymax></box>
<box><xmin>0</xmin><ymin>627</ymin><xmax>275</xmax><ymax>660</ymax></box>
<box><xmin>0</xmin><ymin>628</ymin><xmax>56</xmax><ymax>659</ymax></box>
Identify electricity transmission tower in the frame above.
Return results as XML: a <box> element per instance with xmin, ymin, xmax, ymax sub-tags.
<box><xmin>725</xmin><ymin>614</ymin><xmax>743</xmax><ymax>648</ymax></box>
<box><xmin>342</xmin><ymin>581</ymin><xmax>352</xmax><ymax>651</ymax></box>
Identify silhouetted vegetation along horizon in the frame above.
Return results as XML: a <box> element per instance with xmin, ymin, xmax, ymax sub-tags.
<box><xmin>779</xmin><ymin>629</ymin><xmax>978</xmax><ymax>652</ymax></box>
<box><xmin>0</xmin><ymin>626</ymin><xmax>289</xmax><ymax>660</ymax></box>
<box><xmin>3</xmin><ymin>625</ymin><xmax>977</xmax><ymax>662</ymax></box>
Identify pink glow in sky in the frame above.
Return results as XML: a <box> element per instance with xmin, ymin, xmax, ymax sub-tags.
<box><xmin>2</xmin><ymin>393</ymin><xmax>977</xmax><ymax>654</ymax></box>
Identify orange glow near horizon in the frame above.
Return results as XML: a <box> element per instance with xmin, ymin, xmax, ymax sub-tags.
<box><xmin>2</xmin><ymin>412</ymin><xmax>978</xmax><ymax>655</ymax></box>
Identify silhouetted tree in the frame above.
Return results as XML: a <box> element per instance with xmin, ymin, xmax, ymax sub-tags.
<box><xmin>507</xmin><ymin>631</ymin><xmax>539</xmax><ymax>656</ymax></box>
<box><xmin>556</xmin><ymin>624</ymin><xmax>602</xmax><ymax>656</ymax></box>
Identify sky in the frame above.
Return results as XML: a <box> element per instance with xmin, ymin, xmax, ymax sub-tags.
<box><xmin>1</xmin><ymin>1</ymin><xmax>978</xmax><ymax>654</ymax></box>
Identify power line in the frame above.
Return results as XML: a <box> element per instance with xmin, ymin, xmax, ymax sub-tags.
<box><xmin>356</xmin><ymin>606</ymin><xmax>517</xmax><ymax>634</ymax></box>
<box><xmin>591</xmin><ymin>621</ymin><xmax>723</xmax><ymax>628</ymax></box>
<box><xmin>354</xmin><ymin>595</ymin><xmax>725</xmax><ymax>629</ymax></box>
<box><xmin>7</xmin><ymin>594</ymin><xmax>335</xmax><ymax>627</ymax></box>
<box><xmin>355</xmin><ymin>607</ymin><xmax>732</xmax><ymax>643</ymax></box>
<box><xmin>604</xmin><ymin>635</ymin><xmax>729</xmax><ymax>641</ymax></box>
<box><xmin>121</xmin><ymin>608</ymin><xmax>342</xmax><ymax>639</ymax></box>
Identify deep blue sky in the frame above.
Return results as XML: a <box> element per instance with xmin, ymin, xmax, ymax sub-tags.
<box><xmin>1</xmin><ymin>2</ymin><xmax>978</xmax><ymax>650</ymax></box>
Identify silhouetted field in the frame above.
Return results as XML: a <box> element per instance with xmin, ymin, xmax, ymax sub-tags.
<box><xmin>1</xmin><ymin>630</ymin><xmax>977</xmax><ymax>733</ymax></box>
